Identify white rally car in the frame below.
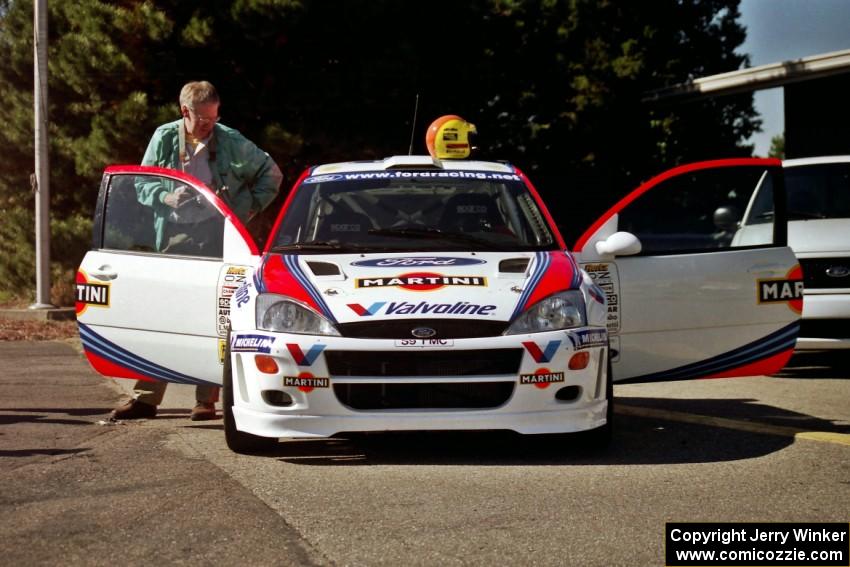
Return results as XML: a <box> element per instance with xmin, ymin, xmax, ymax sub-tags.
<box><xmin>76</xmin><ymin>156</ymin><xmax>802</xmax><ymax>452</ymax></box>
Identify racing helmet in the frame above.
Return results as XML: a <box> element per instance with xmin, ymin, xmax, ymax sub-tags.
<box><xmin>425</xmin><ymin>115</ymin><xmax>477</xmax><ymax>159</ymax></box>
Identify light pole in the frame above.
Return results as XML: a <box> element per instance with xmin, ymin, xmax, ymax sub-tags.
<box><xmin>31</xmin><ymin>0</ymin><xmax>53</xmax><ymax>309</ymax></box>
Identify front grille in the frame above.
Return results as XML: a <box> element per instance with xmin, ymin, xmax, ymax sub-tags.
<box><xmin>325</xmin><ymin>349</ymin><xmax>523</xmax><ymax>377</ymax></box>
<box><xmin>336</xmin><ymin>319</ymin><xmax>508</xmax><ymax>339</ymax></box>
<box><xmin>799</xmin><ymin>318</ymin><xmax>850</xmax><ymax>340</ymax></box>
<box><xmin>798</xmin><ymin>258</ymin><xmax>850</xmax><ymax>289</ymax></box>
<box><xmin>334</xmin><ymin>382</ymin><xmax>515</xmax><ymax>410</ymax></box>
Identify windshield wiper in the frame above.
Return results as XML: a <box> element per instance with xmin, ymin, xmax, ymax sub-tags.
<box><xmin>368</xmin><ymin>227</ymin><xmax>503</xmax><ymax>249</ymax></box>
<box><xmin>269</xmin><ymin>241</ymin><xmax>367</xmax><ymax>252</ymax></box>
<box><xmin>368</xmin><ymin>227</ymin><xmax>445</xmax><ymax>239</ymax></box>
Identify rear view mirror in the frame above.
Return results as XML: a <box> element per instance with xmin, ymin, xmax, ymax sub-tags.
<box><xmin>713</xmin><ymin>205</ymin><xmax>741</xmax><ymax>231</ymax></box>
<box><xmin>595</xmin><ymin>231</ymin><xmax>642</xmax><ymax>257</ymax></box>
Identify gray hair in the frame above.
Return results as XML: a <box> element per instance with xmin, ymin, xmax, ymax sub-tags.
<box><xmin>179</xmin><ymin>81</ymin><xmax>220</xmax><ymax>109</ymax></box>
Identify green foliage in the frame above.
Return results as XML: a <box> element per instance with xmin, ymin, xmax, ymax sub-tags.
<box><xmin>768</xmin><ymin>134</ymin><xmax>785</xmax><ymax>159</ymax></box>
<box><xmin>0</xmin><ymin>206</ymin><xmax>35</xmax><ymax>298</ymax></box>
<box><xmin>0</xmin><ymin>205</ymin><xmax>90</xmax><ymax>305</ymax></box>
<box><xmin>0</xmin><ymin>0</ymin><xmax>760</xmax><ymax>288</ymax></box>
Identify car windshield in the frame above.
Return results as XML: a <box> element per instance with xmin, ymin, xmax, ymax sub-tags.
<box><xmin>270</xmin><ymin>169</ymin><xmax>558</xmax><ymax>253</ymax></box>
<box><xmin>746</xmin><ymin>162</ymin><xmax>850</xmax><ymax>223</ymax></box>
<box><xmin>784</xmin><ymin>163</ymin><xmax>850</xmax><ymax>220</ymax></box>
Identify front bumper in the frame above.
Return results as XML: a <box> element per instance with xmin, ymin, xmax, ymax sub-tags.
<box><xmin>796</xmin><ymin>292</ymin><xmax>850</xmax><ymax>350</ymax></box>
<box><xmin>228</xmin><ymin>328</ymin><xmax>609</xmax><ymax>438</ymax></box>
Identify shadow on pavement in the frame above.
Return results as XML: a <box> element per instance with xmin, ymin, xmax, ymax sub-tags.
<box><xmin>0</xmin><ymin>414</ymin><xmax>95</xmax><ymax>426</ymax></box>
<box><xmin>1</xmin><ymin>408</ymin><xmax>109</xmax><ymax>417</ymax></box>
<box><xmin>617</xmin><ymin>396</ymin><xmax>849</xmax><ymax>433</ymax></box>
<box><xmin>773</xmin><ymin>351</ymin><xmax>850</xmax><ymax>379</ymax></box>
<box><xmin>0</xmin><ymin>448</ymin><xmax>88</xmax><ymax>458</ymax></box>
<box><xmin>232</xmin><ymin>393</ymin><xmax>849</xmax><ymax>466</ymax></box>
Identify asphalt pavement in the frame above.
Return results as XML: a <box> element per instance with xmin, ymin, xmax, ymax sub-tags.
<box><xmin>0</xmin><ymin>340</ymin><xmax>324</xmax><ymax>566</ymax></box>
<box><xmin>1</xmin><ymin>340</ymin><xmax>848</xmax><ymax>566</ymax></box>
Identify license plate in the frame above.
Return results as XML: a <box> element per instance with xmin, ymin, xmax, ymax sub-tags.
<box><xmin>393</xmin><ymin>339</ymin><xmax>455</xmax><ymax>347</ymax></box>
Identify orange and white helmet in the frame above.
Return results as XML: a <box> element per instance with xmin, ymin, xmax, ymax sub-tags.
<box><xmin>425</xmin><ymin>115</ymin><xmax>477</xmax><ymax>159</ymax></box>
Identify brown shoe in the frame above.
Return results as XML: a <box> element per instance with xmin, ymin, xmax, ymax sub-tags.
<box><xmin>111</xmin><ymin>399</ymin><xmax>157</xmax><ymax>420</ymax></box>
<box><xmin>190</xmin><ymin>402</ymin><xmax>218</xmax><ymax>421</ymax></box>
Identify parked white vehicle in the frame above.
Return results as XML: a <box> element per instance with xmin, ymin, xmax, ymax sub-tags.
<box><xmin>784</xmin><ymin>157</ymin><xmax>850</xmax><ymax>350</ymax></box>
<box><xmin>731</xmin><ymin>156</ymin><xmax>850</xmax><ymax>350</ymax></box>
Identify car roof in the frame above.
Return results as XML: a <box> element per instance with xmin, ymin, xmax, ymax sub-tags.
<box><xmin>310</xmin><ymin>155</ymin><xmax>515</xmax><ymax>175</ymax></box>
<box><xmin>784</xmin><ymin>155</ymin><xmax>850</xmax><ymax>167</ymax></box>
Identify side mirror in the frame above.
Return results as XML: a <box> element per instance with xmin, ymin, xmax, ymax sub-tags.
<box><xmin>713</xmin><ymin>205</ymin><xmax>741</xmax><ymax>231</ymax></box>
<box><xmin>595</xmin><ymin>231</ymin><xmax>641</xmax><ymax>257</ymax></box>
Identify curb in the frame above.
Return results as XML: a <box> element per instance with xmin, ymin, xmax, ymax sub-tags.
<box><xmin>0</xmin><ymin>308</ymin><xmax>76</xmax><ymax>322</ymax></box>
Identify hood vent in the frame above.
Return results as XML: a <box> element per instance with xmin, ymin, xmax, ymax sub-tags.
<box><xmin>499</xmin><ymin>258</ymin><xmax>530</xmax><ymax>273</ymax></box>
<box><xmin>306</xmin><ymin>261</ymin><xmax>341</xmax><ymax>276</ymax></box>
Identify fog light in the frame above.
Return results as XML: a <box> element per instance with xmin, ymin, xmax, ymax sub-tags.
<box><xmin>255</xmin><ymin>355</ymin><xmax>279</xmax><ymax>374</ymax></box>
<box><xmin>262</xmin><ymin>390</ymin><xmax>294</xmax><ymax>407</ymax></box>
<box><xmin>569</xmin><ymin>351</ymin><xmax>590</xmax><ymax>370</ymax></box>
<box><xmin>555</xmin><ymin>385</ymin><xmax>581</xmax><ymax>401</ymax></box>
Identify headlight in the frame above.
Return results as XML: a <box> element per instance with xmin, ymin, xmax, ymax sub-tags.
<box><xmin>504</xmin><ymin>290</ymin><xmax>586</xmax><ymax>335</ymax></box>
<box><xmin>256</xmin><ymin>294</ymin><xmax>340</xmax><ymax>336</ymax></box>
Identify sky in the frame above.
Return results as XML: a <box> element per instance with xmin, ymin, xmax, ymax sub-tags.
<box><xmin>738</xmin><ymin>0</ymin><xmax>850</xmax><ymax>155</ymax></box>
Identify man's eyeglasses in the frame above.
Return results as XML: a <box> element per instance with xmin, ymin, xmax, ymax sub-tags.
<box><xmin>187</xmin><ymin>107</ymin><xmax>219</xmax><ymax>125</ymax></box>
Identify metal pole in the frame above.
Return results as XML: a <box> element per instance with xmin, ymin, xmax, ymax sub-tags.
<box><xmin>31</xmin><ymin>0</ymin><xmax>53</xmax><ymax>309</ymax></box>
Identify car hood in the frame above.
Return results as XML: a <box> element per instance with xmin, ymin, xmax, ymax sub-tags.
<box><xmin>788</xmin><ymin>219</ymin><xmax>850</xmax><ymax>255</ymax></box>
<box><xmin>255</xmin><ymin>251</ymin><xmax>583</xmax><ymax>324</ymax></box>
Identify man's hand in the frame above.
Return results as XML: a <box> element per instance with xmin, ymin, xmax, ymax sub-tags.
<box><xmin>163</xmin><ymin>187</ymin><xmax>193</xmax><ymax>208</ymax></box>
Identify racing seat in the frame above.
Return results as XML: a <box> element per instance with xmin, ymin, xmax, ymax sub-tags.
<box><xmin>439</xmin><ymin>193</ymin><xmax>506</xmax><ymax>233</ymax></box>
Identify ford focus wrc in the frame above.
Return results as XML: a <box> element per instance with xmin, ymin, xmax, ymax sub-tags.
<box><xmin>77</xmin><ymin>154</ymin><xmax>802</xmax><ymax>453</ymax></box>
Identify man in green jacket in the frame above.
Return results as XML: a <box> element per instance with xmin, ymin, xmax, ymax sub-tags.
<box><xmin>112</xmin><ymin>80</ymin><xmax>283</xmax><ymax>421</ymax></box>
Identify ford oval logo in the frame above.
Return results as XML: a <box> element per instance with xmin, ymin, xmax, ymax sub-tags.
<box><xmin>826</xmin><ymin>265</ymin><xmax>850</xmax><ymax>278</ymax></box>
<box><xmin>411</xmin><ymin>327</ymin><xmax>437</xmax><ymax>338</ymax></box>
<box><xmin>302</xmin><ymin>174</ymin><xmax>343</xmax><ymax>184</ymax></box>
<box><xmin>352</xmin><ymin>257</ymin><xmax>486</xmax><ymax>267</ymax></box>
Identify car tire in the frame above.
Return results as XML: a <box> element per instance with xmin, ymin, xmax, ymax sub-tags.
<box><xmin>223</xmin><ymin>334</ymin><xmax>278</xmax><ymax>454</ymax></box>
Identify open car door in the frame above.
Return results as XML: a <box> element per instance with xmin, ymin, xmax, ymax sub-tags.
<box><xmin>572</xmin><ymin>158</ymin><xmax>802</xmax><ymax>383</ymax></box>
<box><xmin>76</xmin><ymin>165</ymin><xmax>260</xmax><ymax>387</ymax></box>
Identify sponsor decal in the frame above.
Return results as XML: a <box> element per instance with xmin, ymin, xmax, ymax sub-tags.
<box><xmin>218</xmin><ymin>339</ymin><xmax>227</xmax><ymax>364</ymax></box>
<box><xmin>351</xmin><ymin>256</ymin><xmax>486</xmax><ymax>268</ymax></box>
<box><xmin>522</xmin><ymin>340</ymin><xmax>562</xmax><ymax>363</ymax></box>
<box><xmin>348</xmin><ymin>301</ymin><xmax>497</xmax><ymax>317</ymax></box>
<box><xmin>520</xmin><ymin>368</ymin><xmax>565</xmax><ymax>389</ymax></box>
<box><xmin>302</xmin><ymin>174</ymin><xmax>343</xmax><ymax>184</ymax></box>
<box><xmin>75</xmin><ymin>270</ymin><xmax>111</xmax><ymax>316</ymax></box>
<box><xmin>757</xmin><ymin>265</ymin><xmax>804</xmax><ymax>314</ymax></box>
<box><xmin>588</xmin><ymin>283</ymin><xmax>605</xmax><ymax>305</ymax></box>
<box><xmin>322</xmin><ymin>170</ymin><xmax>519</xmax><ymax>183</ymax></box>
<box><xmin>355</xmin><ymin>272</ymin><xmax>487</xmax><ymax>291</ymax></box>
<box><xmin>284</xmin><ymin>372</ymin><xmax>329</xmax><ymax>393</ymax></box>
<box><xmin>347</xmin><ymin>302</ymin><xmax>387</xmax><ymax>316</ymax></box>
<box><xmin>216</xmin><ymin>266</ymin><xmax>249</xmax><ymax>337</ymax></box>
<box><xmin>231</xmin><ymin>334</ymin><xmax>276</xmax><ymax>353</ymax></box>
<box><xmin>286</xmin><ymin>343</ymin><xmax>326</xmax><ymax>366</ymax></box>
<box><xmin>394</xmin><ymin>338</ymin><xmax>454</xmax><ymax>347</ymax></box>
<box><xmin>582</xmin><ymin>262</ymin><xmax>621</xmax><ymax>333</ymax></box>
<box><xmin>568</xmin><ymin>329</ymin><xmax>608</xmax><ymax>350</ymax></box>
<box><xmin>234</xmin><ymin>283</ymin><xmax>251</xmax><ymax>309</ymax></box>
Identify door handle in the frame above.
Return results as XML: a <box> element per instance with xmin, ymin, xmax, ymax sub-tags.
<box><xmin>89</xmin><ymin>266</ymin><xmax>118</xmax><ymax>281</ymax></box>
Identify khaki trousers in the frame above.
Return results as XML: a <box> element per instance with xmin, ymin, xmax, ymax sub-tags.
<box><xmin>133</xmin><ymin>380</ymin><xmax>219</xmax><ymax>406</ymax></box>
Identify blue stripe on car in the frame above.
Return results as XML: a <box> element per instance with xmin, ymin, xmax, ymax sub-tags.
<box><xmin>617</xmin><ymin>321</ymin><xmax>800</xmax><ymax>384</ymax></box>
<box><xmin>77</xmin><ymin>322</ymin><xmax>211</xmax><ymax>385</ymax></box>
<box><xmin>510</xmin><ymin>251</ymin><xmax>550</xmax><ymax>320</ymax></box>
<box><xmin>282</xmin><ymin>254</ymin><xmax>338</xmax><ymax>324</ymax></box>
